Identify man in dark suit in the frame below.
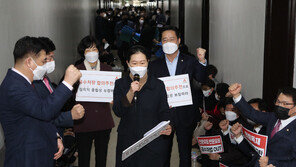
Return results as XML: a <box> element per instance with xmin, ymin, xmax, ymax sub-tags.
<box><xmin>0</xmin><ymin>36</ymin><xmax>82</xmax><ymax>167</ymax></box>
<box><xmin>34</xmin><ymin>37</ymin><xmax>85</xmax><ymax>136</ymax></box>
<box><xmin>229</xmin><ymin>83</ymin><xmax>296</xmax><ymax>166</ymax></box>
<box><xmin>149</xmin><ymin>26</ymin><xmax>207</xmax><ymax>167</ymax></box>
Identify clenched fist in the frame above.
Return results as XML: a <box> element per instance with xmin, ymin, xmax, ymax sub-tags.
<box><xmin>229</xmin><ymin>83</ymin><xmax>242</xmax><ymax>99</ymax></box>
<box><xmin>130</xmin><ymin>81</ymin><xmax>140</xmax><ymax>93</ymax></box>
<box><xmin>219</xmin><ymin>119</ymin><xmax>229</xmax><ymax>132</ymax></box>
<box><xmin>204</xmin><ymin>121</ymin><xmax>213</xmax><ymax>131</ymax></box>
<box><xmin>71</xmin><ymin>104</ymin><xmax>85</xmax><ymax>120</ymax></box>
<box><xmin>196</xmin><ymin>48</ymin><xmax>206</xmax><ymax>64</ymax></box>
<box><xmin>64</xmin><ymin>65</ymin><xmax>82</xmax><ymax>86</ymax></box>
<box><xmin>231</xmin><ymin>122</ymin><xmax>242</xmax><ymax>138</ymax></box>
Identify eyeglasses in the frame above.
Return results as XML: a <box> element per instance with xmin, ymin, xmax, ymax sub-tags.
<box><xmin>275</xmin><ymin>99</ymin><xmax>296</xmax><ymax>106</ymax></box>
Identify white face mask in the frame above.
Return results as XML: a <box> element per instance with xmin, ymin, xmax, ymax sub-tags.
<box><xmin>103</xmin><ymin>13</ymin><xmax>107</xmax><ymax>17</ymax></box>
<box><xmin>202</xmin><ymin>89</ymin><xmax>212</xmax><ymax>97</ymax></box>
<box><xmin>225</xmin><ymin>111</ymin><xmax>238</xmax><ymax>121</ymax></box>
<box><xmin>129</xmin><ymin>66</ymin><xmax>147</xmax><ymax>78</ymax></box>
<box><xmin>45</xmin><ymin>61</ymin><xmax>55</xmax><ymax>74</ymax></box>
<box><xmin>163</xmin><ymin>42</ymin><xmax>178</xmax><ymax>55</ymax></box>
<box><xmin>139</xmin><ymin>20</ymin><xmax>144</xmax><ymax>24</ymax></box>
<box><xmin>30</xmin><ymin>58</ymin><xmax>47</xmax><ymax>80</ymax></box>
<box><xmin>85</xmin><ymin>51</ymin><xmax>99</xmax><ymax>63</ymax></box>
<box><xmin>215</xmin><ymin>93</ymin><xmax>220</xmax><ymax>101</ymax></box>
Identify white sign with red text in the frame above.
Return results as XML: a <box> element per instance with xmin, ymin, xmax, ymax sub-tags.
<box><xmin>76</xmin><ymin>70</ymin><xmax>121</xmax><ymax>102</ymax></box>
<box><xmin>242</xmin><ymin>126</ymin><xmax>268</xmax><ymax>156</ymax></box>
<box><xmin>197</xmin><ymin>135</ymin><xmax>224</xmax><ymax>154</ymax></box>
<box><xmin>159</xmin><ymin>74</ymin><xmax>193</xmax><ymax>107</ymax></box>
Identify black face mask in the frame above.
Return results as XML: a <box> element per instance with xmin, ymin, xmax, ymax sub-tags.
<box><xmin>274</xmin><ymin>105</ymin><xmax>291</xmax><ymax>120</ymax></box>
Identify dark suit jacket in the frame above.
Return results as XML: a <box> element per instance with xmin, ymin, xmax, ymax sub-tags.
<box><xmin>33</xmin><ymin>76</ymin><xmax>73</xmax><ymax>135</ymax></box>
<box><xmin>0</xmin><ymin>69</ymin><xmax>72</xmax><ymax>167</ymax></box>
<box><xmin>113</xmin><ymin>74</ymin><xmax>170</xmax><ymax>166</ymax></box>
<box><xmin>149</xmin><ymin>53</ymin><xmax>207</xmax><ymax>128</ymax></box>
<box><xmin>235</xmin><ymin>97</ymin><xmax>296</xmax><ymax>167</ymax></box>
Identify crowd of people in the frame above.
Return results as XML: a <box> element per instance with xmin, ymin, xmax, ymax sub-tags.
<box><xmin>0</xmin><ymin>5</ymin><xmax>296</xmax><ymax>167</ymax></box>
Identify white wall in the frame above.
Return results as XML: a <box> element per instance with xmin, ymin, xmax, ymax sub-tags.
<box><xmin>209</xmin><ymin>0</ymin><xmax>266</xmax><ymax>99</ymax></box>
<box><xmin>0</xmin><ymin>0</ymin><xmax>98</xmax><ymax>84</ymax></box>
<box><xmin>185</xmin><ymin>0</ymin><xmax>203</xmax><ymax>54</ymax></box>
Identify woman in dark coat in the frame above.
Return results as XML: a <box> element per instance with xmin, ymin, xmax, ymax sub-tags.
<box><xmin>113</xmin><ymin>45</ymin><xmax>172</xmax><ymax>167</ymax></box>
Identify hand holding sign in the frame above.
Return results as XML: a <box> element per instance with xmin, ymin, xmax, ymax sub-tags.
<box><xmin>229</xmin><ymin>83</ymin><xmax>242</xmax><ymax>99</ymax></box>
<box><xmin>160</xmin><ymin>125</ymin><xmax>172</xmax><ymax>135</ymax></box>
<box><xmin>219</xmin><ymin>120</ymin><xmax>229</xmax><ymax>132</ymax></box>
<box><xmin>231</xmin><ymin>122</ymin><xmax>243</xmax><ymax>138</ymax></box>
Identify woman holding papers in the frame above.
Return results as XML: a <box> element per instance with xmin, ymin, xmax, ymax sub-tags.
<box><xmin>67</xmin><ymin>36</ymin><xmax>115</xmax><ymax>167</ymax></box>
<box><xmin>113</xmin><ymin>45</ymin><xmax>172</xmax><ymax>167</ymax></box>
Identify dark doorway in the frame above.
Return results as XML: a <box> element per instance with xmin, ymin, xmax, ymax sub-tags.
<box><xmin>201</xmin><ymin>0</ymin><xmax>210</xmax><ymax>61</ymax></box>
<box><xmin>179</xmin><ymin>0</ymin><xmax>185</xmax><ymax>43</ymax></box>
<box><xmin>263</xmin><ymin>0</ymin><xmax>296</xmax><ymax>107</ymax></box>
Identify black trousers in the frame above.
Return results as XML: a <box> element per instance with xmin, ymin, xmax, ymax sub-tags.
<box><xmin>76</xmin><ymin>129</ymin><xmax>111</xmax><ymax>167</ymax></box>
<box><xmin>165</xmin><ymin>124</ymin><xmax>197</xmax><ymax>167</ymax></box>
<box><xmin>117</xmin><ymin>42</ymin><xmax>129</xmax><ymax>72</ymax></box>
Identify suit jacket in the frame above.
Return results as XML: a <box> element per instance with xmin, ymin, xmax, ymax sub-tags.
<box><xmin>33</xmin><ymin>76</ymin><xmax>73</xmax><ymax>134</ymax></box>
<box><xmin>235</xmin><ymin>97</ymin><xmax>296</xmax><ymax>167</ymax></box>
<box><xmin>113</xmin><ymin>74</ymin><xmax>170</xmax><ymax>166</ymax></box>
<box><xmin>149</xmin><ymin>53</ymin><xmax>207</xmax><ymax>128</ymax></box>
<box><xmin>0</xmin><ymin>69</ymin><xmax>72</xmax><ymax>167</ymax></box>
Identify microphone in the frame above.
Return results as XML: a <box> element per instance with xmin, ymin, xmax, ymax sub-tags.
<box><xmin>134</xmin><ymin>74</ymin><xmax>140</xmax><ymax>101</ymax></box>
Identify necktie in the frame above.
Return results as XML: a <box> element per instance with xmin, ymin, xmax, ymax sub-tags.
<box><xmin>270</xmin><ymin>120</ymin><xmax>281</xmax><ymax>138</ymax></box>
<box><xmin>43</xmin><ymin>77</ymin><xmax>53</xmax><ymax>94</ymax></box>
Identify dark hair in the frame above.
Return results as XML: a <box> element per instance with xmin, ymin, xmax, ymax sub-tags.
<box><xmin>96</xmin><ymin>9</ymin><xmax>106</xmax><ymax>15</ymax></box>
<box><xmin>206</xmin><ymin>64</ymin><xmax>218</xmax><ymax>78</ymax></box>
<box><xmin>225</xmin><ymin>97</ymin><xmax>234</xmax><ymax>106</ymax></box>
<box><xmin>276</xmin><ymin>87</ymin><xmax>296</xmax><ymax>104</ymax></box>
<box><xmin>201</xmin><ymin>79</ymin><xmax>215</xmax><ymax>89</ymax></box>
<box><xmin>161</xmin><ymin>25</ymin><xmax>180</xmax><ymax>39</ymax></box>
<box><xmin>13</xmin><ymin>36</ymin><xmax>46</xmax><ymax>63</ymax></box>
<box><xmin>216</xmin><ymin>83</ymin><xmax>229</xmax><ymax>98</ymax></box>
<box><xmin>77</xmin><ymin>36</ymin><xmax>99</xmax><ymax>58</ymax></box>
<box><xmin>248</xmin><ymin>98</ymin><xmax>269</xmax><ymax>112</ymax></box>
<box><xmin>127</xmin><ymin>45</ymin><xmax>150</xmax><ymax>62</ymax></box>
<box><xmin>38</xmin><ymin>37</ymin><xmax>56</xmax><ymax>53</ymax></box>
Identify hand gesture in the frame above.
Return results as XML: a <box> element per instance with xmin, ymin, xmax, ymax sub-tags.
<box><xmin>130</xmin><ymin>81</ymin><xmax>140</xmax><ymax>93</ymax></box>
<box><xmin>204</xmin><ymin>121</ymin><xmax>213</xmax><ymax>131</ymax></box>
<box><xmin>54</xmin><ymin>138</ymin><xmax>64</xmax><ymax>160</ymax></box>
<box><xmin>201</xmin><ymin>112</ymin><xmax>209</xmax><ymax>121</ymax></box>
<box><xmin>71</xmin><ymin>104</ymin><xmax>85</xmax><ymax>120</ymax></box>
<box><xmin>160</xmin><ymin>125</ymin><xmax>172</xmax><ymax>136</ymax></box>
<box><xmin>259</xmin><ymin>156</ymin><xmax>269</xmax><ymax>167</ymax></box>
<box><xmin>229</xmin><ymin>83</ymin><xmax>242</xmax><ymax>99</ymax></box>
<box><xmin>219</xmin><ymin>119</ymin><xmax>229</xmax><ymax>132</ymax></box>
<box><xmin>196</xmin><ymin>48</ymin><xmax>206</xmax><ymax>64</ymax></box>
<box><xmin>208</xmin><ymin>153</ymin><xmax>221</xmax><ymax>161</ymax></box>
<box><xmin>231</xmin><ymin>122</ymin><xmax>243</xmax><ymax>138</ymax></box>
<box><xmin>64</xmin><ymin>65</ymin><xmax>82</xmax><ymax>86</ymax></box>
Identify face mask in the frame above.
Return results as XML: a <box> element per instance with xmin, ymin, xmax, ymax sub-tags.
<box><xmin>247</xmin><ymin>119</ymin><xmax>257</xmax><ymax>126</ymax></box>
<box><xmin>29</xmin><ymin>58</ymin><xmax>47</xmax><ymax>80</ymax></box>
<box><xmin>225</xmin><ymin>111</ymin><xmax>237</xmax><ymax>121</ymax></box>
<box><xmin>139</xmin><ymin>20</ymin><xmax>144</xmax><ymax>24</ymax></box>
<box><xmin>274</xmin><ymin>105</ymin><xmax>291</xmax><ymax>120</ymax></box>
<box><xmin>163</xmin><ymin>42</ymin><xmax>178</xmax><ymax>55</ymax></box>
<box><xmin>129</xmin><ymin>66</ymin><xmax>147</xmax><ymax>78</ymax></box>
<box><xmin>103</xmin><ymin>13</ymin><xmax>107</xmax><ymax>17</ymax></box>
<box><xmin>215</xmin><ymin>93</ymin><xmax>220</xmax><ymax>101</ymax></box>
<box><xmin>157</xmin><ymin>11</ymin><xmax>160</xmax><ymax>14</ymax></box>
<box><xmin>202</xmin><ymin>89</ymin><xmax>212</xmax><ymax>97</ymax></box>
<box><xmin>45</xmin><ymin>61</ymin><xmax>55</xmax><ymax>74</ymax></box>
<box><xmin>85</xmin><ymin>51</ymin><xmax>99</xmax><ymax>63</ymax></box>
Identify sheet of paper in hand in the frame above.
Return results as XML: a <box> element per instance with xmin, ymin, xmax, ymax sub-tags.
<box><xmin>122</xmin><ymin>121</ymin><xmax>170</xmax><ymax>161</ymax></box>
<box><xmin>242</xmin><ymin>126</ymin><xmax>268</xmax><ymax>156</ymax></box>
<box><xmin>159</xmin><ymin>74</ymin><xmax>193</xmax><ymax>107</ymax></box>
<box><xmin>197</xmin><ymin>135</ymin><xmax>224</xmax><ymax>154</ymax></box>
<box><xmin>76</xmin><ymin>70</ymin><xmax>121</xmax><ymax>103</ymax></box>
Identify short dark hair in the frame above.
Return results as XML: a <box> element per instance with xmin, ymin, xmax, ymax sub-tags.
<box><xmin>127</xmin><ymin>45</ymin><xmax>150</xmax><ymax>62</ymax></box>
<box><xmin>276</xmin><ymin>87</ymin><xmax>296</xmax><ymax>104</ymax></box>
<box><xmin>216</xmin><ymin>83</ymin><xmax>230</xmax><ymax>98</ymax></box>
<box><xmin>161</xmin><ymin>25</ymin><xmax>180</xmax><ymax>39</ymax></box>
<box><xmin>248</xmin><ymin>98</ymin><xmax>269</xmax><ymax>112</ymax></box>
<box><xmin>38</xmin><ymin>37</ymin><xmax>56</xmax><ymax>53</ymax></box>
<box><xmin>96</xmin><ymin>9</ymin><xmax>106</xmax><ymax>15</ymax></box>
<box><xmin>206</xmin><ymin>65</ymin><xmax>218</xmax><ymax>78</ymax></box>
<box><xmin>201</xmin><ymin>79</ymin><xmax>215</xmax><ymax>89</ymax></box>
<box><xmin>13</xmin><ymin>36</ymin><xmax>46</xmax><ymax>63</ymax></box>
<box><xmin>77</xmin><ymin>36</ymin><xmax>99</xmax><ymax>58</ymax></box>
<box><xmin>225</xmin><ymin>97</ymin><xmax>234</xmax><ymax>106</ymax></box>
